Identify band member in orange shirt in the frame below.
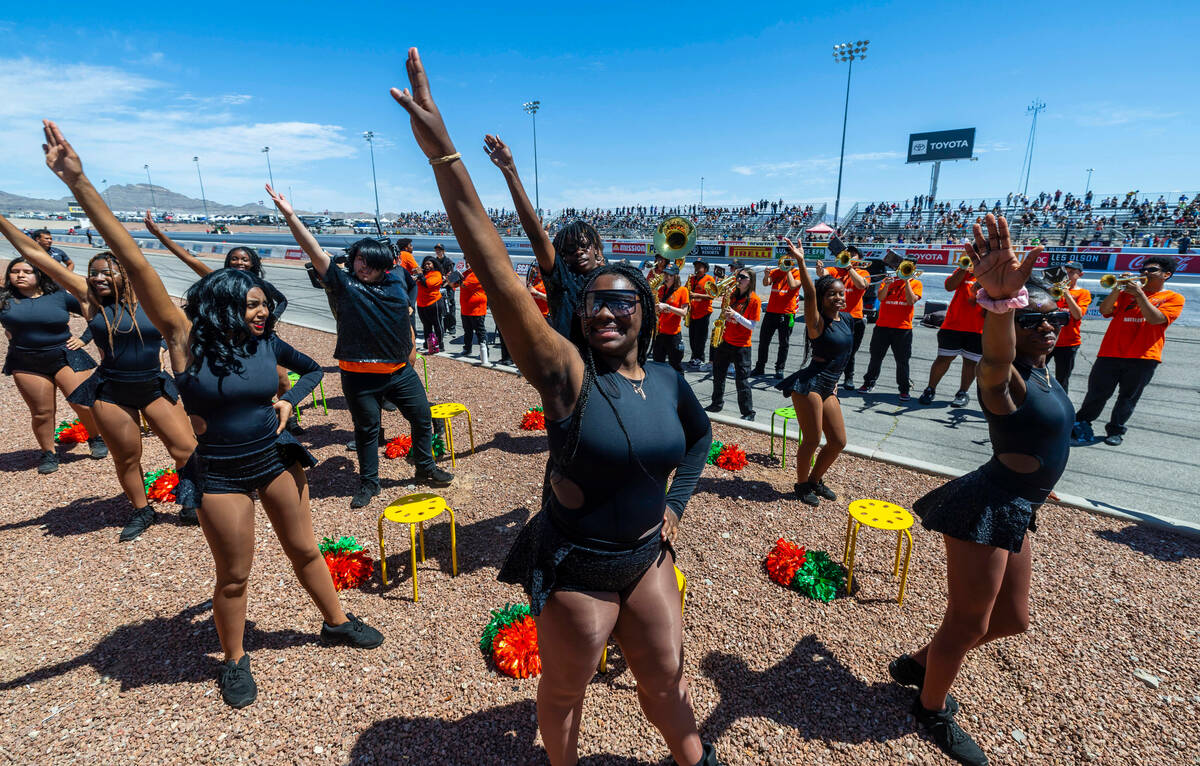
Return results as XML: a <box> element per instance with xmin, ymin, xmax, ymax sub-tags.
<box><xmin>528</xmin><ymin>268</ymin><xmax>551</xmax><ymax>317</ymax></box>
<box><xmin>823</xmin><ymin>245</ymin><xmax>871</xmax><ymax>387</ymax></box>
<box><xmin>1072</xmin><ymin>256</ymin><xmax>1184</xmax><ymax>446</ymax></box>
<box><xmin>1046</xmin><ymin>261</ymin><xmax>1092</xmax><ymax>392</ymax></box>
<box><xmin>686</xmin><ymin>260</ymin><xmax>716</xmax><ymax>368</ymax></box>
<box><xmin>652</xmin><ymin>265</ymin><xmax>690</xmax><ymax>372</ymax></box>
<box><xmin>706</xmin><ymin>267</ymin><xmax>762</xmax><ymax>420</ymax></box>
<box><xmin>416</xmin><ymin>255</ymin><xmax>445</xmax><ymax>352</ymax></box>
<box><xmin>753</xmin><ymin>261</ymin><xmax>801</xmax><ymax>379</ymax></box>
<box><xmin>396</xmin><ymin>238</ymin><xmax>419</xmax><ymax>336</ymax></box>
<box><xmin>859</xmin><ymin>270</ymin><xmax>923</xmax><ymax>400</ymax></box>
<box><xmin>919</xmin><ymin>262</ymin><xmax>983</xmax><ymax>407</ymax></box>
<box><xmin>458</xmin><ymin>264</ymin><xmax>489</xmax><ymax>361</ymax></box>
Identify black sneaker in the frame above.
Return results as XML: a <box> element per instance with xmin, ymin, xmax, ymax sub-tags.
<box><xmin>705</xmin><ymin>403</ymin><xmax>723</xmax><ymax>413</ymax></box>
<box><xmin>843</xmin><ymin>376</ymin><xmax>855</xmax><ymax>389</ymax></box>
<box><xmin>951</xmin><ymin>390</ymin><xmax>970</xmax><ymax>408</ymax></box>
<box><xmin>697</xmin><ymin>742</ymin><xmax>721</xmax><ymax>766</ymax></box>
<box><xmin>350</xmin><ymin>483</ymin><xmax>380</xmax><ymax>509</ymax></box>
<box><xmin>750</xmin><ymin>365</ymin><xmax>766</xmax><ymax>377</ymax></box>
<box><xmin>1104</xmin><ymin>434</ymin><xmax>1123</xmax><ymax>446</ymax></box>
<box><xmin>88</xmin><ymin>436</ymin><xmax>109</xmax><ymax>459</ymax></box>
<box><xmin>898</xmin><ymin>391</ymin><xmax>912</xmax><ymax>402</ymax></box>
<box><xmin>381</xmin><ymin>399</ymin><xmax>398</xmax><ymax>412</ymax></box>
<box><xmin>858</xmin><ymin>382</ymin><xmax>875</xmax><ymax>393</ymax></box>
<box><xmin>1070</xmin><ymin>420</ymin><xmax>1094</xmax><ymax>446</ymax></box>
<box><xmin>918</xmin><ymin>387</ymin><xmax>936</xmax><ymax>405</ymax></box>
<box><xmin>119</xmin><ymin>507</ymin><xmax>156</xmax><ymax>542</ymax></box>
<box><xmin>887</xmin><ymin>654</ymin><xmax>959</xmax><ymax>712</ymax></box>
<box><xmin>179</xmin><ymin>506</ymin><xmax>199</xmax><ymax>526</ymax></box>
<box><xmin>773</xmin><ymin>371</ymin><xmax>784</xmax><ymax>381</ymax></box>
<box><xmin>415</xmin><ymin>465</ymin><xmax>453</xmax><ymax>487</ymax></box>
<box><xmin>218</xmin><ymin>654</ymin><xmax>257</xmax><ymax>709</ymax></box>
<box><xmin>813</xmin><ymin>479</ymin><xmax>837</xmax><ymax>501</ymax></box>
<box><xmin>795</xmin><ymin>482</ymin><xmax>820</xmax><ymax>507</ymax></box>
<box><xmin>37</xmin><ymin>450</ymin><xmax>59</xmax><ymax>474</ymax></box>
<box><xmin>285</xmin><ymin>414</ymin><xmax>304</xmax><ymax>435</ymax></box>
<box><xmin>912</xmin><ymin>698</ymin><xmax>988</xmax><ymax>765</ymax></box>
<box><xmin>321</xmin><ymin>613</ymin><xmax>384</xmax><ymax>649</ymax></box>
<box><xmin>346</xmin><ymin>439</ymin><xmax>357</xmax><ymax>452</ymax></box>
<box><xmin>740</xmin><ymin>412</ymin><xmax>756</xmax><ymax>422</ymax></box>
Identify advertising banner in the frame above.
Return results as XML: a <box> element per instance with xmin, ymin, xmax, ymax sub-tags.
<box><xmin>1112</xmin><ymin>252</ymin><xmax>1200</xmax><ymax>274</ymax></box>
<box><xmin>906</xmin><ymin>128</ymin><xmax>976</xmax><ymax>163</ymax></box>
<box><xmin>898</xmin><ymin>248</ymin><xmax>953</xmax><ymax>265</ymax></box>
<box><xmin>728</xmin><ymin>244</ymin><xmax>774</xmax><ymax>261</ymax></box>
<box><xmin>693</xmin><ymin>243</ymin><xmax>725</xmax><ymax>261</ymax></box>
<box><xmin>284</xmin><ymin>248</ymin><xmax>303</xmax><ymax>260</ymax></box>
<box><xmin>610</xmin><ymin>241</ymin><xmax>648</xmax><ymax>256</ymax></box>
<box><xmin>1042</xmin><ymin>248</ymin><xmax>1112</xmax><ymax>270</ymax></box>
<box><xmin>803</xmin><ymin>244</ymin><xmax>828</xmax><ymax>259</ymax></box>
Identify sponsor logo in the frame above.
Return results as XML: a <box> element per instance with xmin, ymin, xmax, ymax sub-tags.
<box><xmin>728</xmin><ymin>245</ymin><xmax>773</xmax><ymax>260</ymax></box>
<box><xmin>911</xmin><ymin>140</ymin><xmax>927</xmax><ymax>156</ymax></box>
<box><xmin>611</xmin><ymin>241</ymin><xmax>648</xmax><ymax>255</ymax></box>
<box><xmin>284</xmin><ymin>248</ymin><xmax>303</xmax><ymax>260</ymax></box>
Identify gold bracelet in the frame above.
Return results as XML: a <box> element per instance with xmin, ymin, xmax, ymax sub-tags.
<box><xmin>429</xmin><ymin>152</ymin><xmax>462</xmax><ymax>166</ymax></box>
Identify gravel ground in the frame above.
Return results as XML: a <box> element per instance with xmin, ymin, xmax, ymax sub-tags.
<box><xmin>1</xmin><ymin>320</ymin><xmax>1197</xmax><ymax>766</ymax></box>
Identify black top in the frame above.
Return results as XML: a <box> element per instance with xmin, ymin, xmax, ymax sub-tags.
<box><xmin>545</xmin><ymin>362</ymin><xmax>712</xmax><ymax>546</ymax></box>
<box><xmin>47</xmin><ymin>247</ymin><xmax>71</xmax><ymax>266</ymax></box>
<box><xmin>544</xmin><ymin>259</ymin><xmax>587</xmax><ymax>340</ymax></box>
<box><xmin>88</xmin><ymin>303</ymin><xmax>165</xmax><ymax>381</ymax></box>
<box><xmin>323</xmin><ymin>262</ymin><xmax>414</xmax><ymax>363</ymax></box>
<box><xmin>806</xmin><ymin>312</ymin><xmax>854</xmax><ymax>376</ymax></box>
<box><xmin>0</xmin><ymin>290</ymin><xmax>83</xmax><ymax>351</ymax></box>
<box><xmin>176</xmin><ymin>335</ymin><xmax>322</xmax><ymax>458</ymax></box>
<box><xmin>981</xmin><ymin>361</ymin><xmax>1074</xmax><ymax>502</ymax></box>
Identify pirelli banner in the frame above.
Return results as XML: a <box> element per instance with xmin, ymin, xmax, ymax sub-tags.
<box><xmin>906</xmin><ymin>128</ymin><xmax>975</xmax><ymax>163</ymax></box>
<box><xmin>726</xmin><ymin>244</ymin><xmax>774</xmax><ymax>261</ymax></box>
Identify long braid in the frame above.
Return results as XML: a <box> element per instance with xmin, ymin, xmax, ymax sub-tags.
<box><xmin>88</xmin><ymin>252</ymin><xmax>143</xmax><ymax>352</ymax></box>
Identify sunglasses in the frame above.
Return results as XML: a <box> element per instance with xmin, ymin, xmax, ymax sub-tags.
<box><xmin>1138</xmin><ymin>266</ymin><xmax>1163</xmax><ymax>274</ymax></box>
<box><xmin>580</xmin><ymin>289</ymin><xmax>639</xmax><ymax>317</ymax></box>
<box><xmin>1015</xmin><ymin>310</ymin><xmax>1070</xmax><ymax>330</ymax></box>
<box><xmin>736</xmin><ymin>274</ymin><xmax>751</xmax><ymax>280</ymax></box>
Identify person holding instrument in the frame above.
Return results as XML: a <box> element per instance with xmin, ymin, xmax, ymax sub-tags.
<box><xmin>652</xmin><ymin>264</ymin><xmax>689</xmax><ymax>372</ymax></box>
<box><xmin>706</xmin><ymin>266</ymin><xmax>761</xmax><ymax>421</ymax></box>
<box><xmin>686</xmin><ymin>260</ymin><xmax>715</xmax><ymax>368</ymax></box>
<box><xmin>918</xmin><ymin>261</ymin><xmax>983</xmax><ymax>407</ymax></box>
<box><xmin>892</xmin><ymin>214</ymin><xmax>1072</xmax><ymax>766</ymax></box>
<box><xmin>1047</xmin><ymin>261</ymin><xmax>1091</xmax><ymax>392</ymax></box>
<box><xmin>416</xmin><ymin>255</ymin><xmax>445</xmax><ymax>353</ymax></box>
<box><xmin>858</xmin><ymin>262</ymin><xmax>922</xmax><ymax>400</ymax></box>
<box><xmin>392</xmin><ymin>49</ymin><xmax>717</xmax><ymax>766</ymax></box>
<box><xmin>776</xmin><ymin>239</ymin><xmax>852</xmax><ymax>507</ymax></box>
<box><xmin>1</xmin><ymin>216</ymin><xmax>198</xmax><ymax>538</ymax></box>
<box><xmin>38</xmin><ymin>120</ymin><xmax>384</xmax><ymax>709</ymax></box>
<box><xmin>823</xmin><ymin>246</ymin><xmax>870</xmax><ymax>388</ymax></box>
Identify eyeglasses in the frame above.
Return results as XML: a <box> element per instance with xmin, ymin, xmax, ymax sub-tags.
<box><xmin>1138</xmin><ymin>266</ymin><xmax>1163</xmax><ymax>274</ymax></box>
<box><xmin>581</xmin><ymin>289</ymin><xmax>639</xmax><ymax>317</ymax></box>
<box><xmin>1015</xmin><ymin>310</ymin><xmax>1070</xmax><ymax>330</ymax></box>
<box><xmin>736</xmin><ymin>274</ymin><xmax>751</xmax><ymax>280</ymax></box>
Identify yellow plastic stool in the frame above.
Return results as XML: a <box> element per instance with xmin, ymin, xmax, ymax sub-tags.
<box><xmin>429</xmin><ymin>402</ymin><xmax>475</xmax><ymax>468</ymax></box>
<box><xmin>377</xmin><ymin>492</ymin><xmax>458</xmax><ymax>602</ymax></box>
<box><xmin>599</xmin><ymin>566</ymin><xmax>687</xmax><ymax>673</ymax></box>
<box><xmin>286</xmin><ymin>372</ymin><xmax>329</xmax><ymax>424</ymax></box>
<box><xmin>843</xmin><ymin>499</ymin><xmax>914</xmax><ymax>606</ymax></box>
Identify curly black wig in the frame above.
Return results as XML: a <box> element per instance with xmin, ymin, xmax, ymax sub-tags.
<box><xmin>183</xmin><ymin>268</ymin><xmax>277</xmax><ymax>375</ymax></box>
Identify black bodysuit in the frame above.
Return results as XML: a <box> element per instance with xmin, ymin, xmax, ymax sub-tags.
<box><xmin>0</xmin><ymin>290</ymin><xmax>82</xmax><ymax>350</ymax></box>
<box><xmin>88</xmin><ymin>303</ymin><xmax>164</xmax><ymax>380</ymax></box>
<box><xmin>777</xmin><ymin>311</ymin><xmax>854</xmax><ymax>399</ymax></box>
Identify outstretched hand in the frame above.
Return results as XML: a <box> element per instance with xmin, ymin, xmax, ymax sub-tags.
<box><xmin>265</xmin><ymin>184</ymin><xmax>294</xmax><ymax>217</ymax></box>
<box><xmin>389</xmin><ymin>48</ymin><xmax>457</xmax><ymax>161</ymax></box>
<box><xmin>41</xmin><ymin>120</ymin><xmax>84</xmax><ymax>185</ymax></box>
<box><xmin>483</xmin><ymin>134</ymin><xmax>515</xmax><ymax>171</ymax></box>
<box><xmin>964</xmin><ymin>213</ymin><xmax>1040</xmax><ymax>299</ymax></box>
<box><xmin>143</xmin><ymin>209</ymin><xmax>162</xmax><ymax>236</ymax></box>
<box><xmin>781</xmin><ymin>237</ymin><xmax>803</xmax><ymax>259</ymax></box>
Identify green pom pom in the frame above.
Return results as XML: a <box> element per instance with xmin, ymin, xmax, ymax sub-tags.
<box><xmin>706</xmin><ymin>440</ymin><xmax>725</xmax><ymax>465</ymax></box>
<box><xmin>790</xmin><ymin>550</ymin><xmax>847</xmax><ymax>603</ymax></box>
<box><xmin>479</xmin><ymin>603</ymin><xmax>532</xmax><ymax>656</ymax></box>
<box><xmin>432</xmin><ymin>433</ymin><xmax>446</xmax><ymax>458</ymax></box>
<box><xmin>319</xmin><ymin>536</ymin><xmax>364</xmax><ymax>555</ymax></box>
<box><xmin>54</xmin><ymin>418</ymin><xmax>79</xmax><ymax>437</ymax></box>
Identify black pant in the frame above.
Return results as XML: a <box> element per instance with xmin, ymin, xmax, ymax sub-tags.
<box><xmin>461</xmin><ymin>314</ymin><xmax>486</xmax><ymax>353</ymax></box>
<box><xmin>843</xmin><ymin>316</ymin><xmax>867</xmax><ymax>382</ymax></box>
<box><xmin>863</xmin><ymin>326</ymin><xmax>913</xmax><ymax>394</ymax></box>
<box><xmin>341</xmin><ymin>364</ymin><xmax>436</xmax><ymax>490</ymax></box>
<box><xmin>688</xmin><ymin>313</ymin><xmax>711</xmax><ymax>362</ymax></box>
<box><xmin>755</xmin><ymin>311</ymin><xmax>793</xmax><ymax>373</ymax></box>
<box><xmin>442</xmin><ymin>291</ymin><xmax>456</xmax><ymax>331</ymax></box>
<box><xmin>417</xmin><ymin>303</ymin><xmax>444</xmax><ymax>351</ymax></box>
<box><xmin>1049</xmin><ymin>345</ymin><xmax>1079</xmax><ymax>392</ymax></box>
<box><xmin>711</xmin><ymin>342</ymin><xmax>753</xmax><ymax>416</ymax></box>
<box><xmin>651</xmin><ymin>332</ymin><xmax>684</xmax><ymax>372</ymax></box>
<box><xmin>1075</xmin><ymin>356</ymin><xmax>1158</xmax><ymax>436</ymax></box>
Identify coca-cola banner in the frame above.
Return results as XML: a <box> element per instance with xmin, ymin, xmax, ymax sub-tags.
<box><xmin>1111</xmin><ymin>252</ymin><xmax>1200</xmax><ymax>274</ymax></box>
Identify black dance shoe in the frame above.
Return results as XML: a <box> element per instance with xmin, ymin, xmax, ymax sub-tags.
<box><xmin>912</xmin><ymin>698</ymin><xmax>987</xmax><ymax>765</ymax></box>
<box><xmin>350</xmin><ymin>483</ymin><xmax>380</xmax><ymax>509</ymax></box>
<box><xmin>321</xmin><ymin>613</ymin><xmax>384</xmax><ymax>649</ymax></box>
<box><xmin>37</xmin><ymin>450</ymin><xmax>59</xmax><ymax>474</ymax></box>
<box><xmin>119</xmin><ymin>507</ymin><xmax>156</xmax><ymax>542</ymax></box>
<box><xmin>218</xmin><ymin>654</ymin><xmax>257</xmax><ymax>709</ymax></box>
<box><xmin>795</xmin><ymin>482</ymin><xmax>820</xmax><ymax>507</ymax></box>
<box><xmin>88</xmin><ymin>436</ymin><xmax>109</xmax><ymax>459</ymax></box>
<box><xmin>814</xmin><ymin>479</ymin><xmax>837</xmax><ymax>501</ymax></box>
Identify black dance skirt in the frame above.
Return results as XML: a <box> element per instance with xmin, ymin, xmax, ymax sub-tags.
<box><xmin>498</xmin><ymin>511</ymin><xmax>673</xmax><ymax>616</ymax></box>
<box><xmin>913</xmin><ymin>459</ymin><xmax>1043</xmax><ymax>553</ymax></box>
<box><xmin>776</xmin><ymin>365</ymin><xmax>841</xmax><ymax>399</ymax></box>
<box><xmin>3</xmin><ymin>346</ymin><xmax>97</xmax><ymax>377</ymax></box>
<box><xmin>67</xmin><ymin>369</ymin><xmax>178</xmax><ymax>409</ymax></box>
<box><xmin>176</xmin><ymin>431</ymin><xmax>316</xmax><ymax>505</ymax></box>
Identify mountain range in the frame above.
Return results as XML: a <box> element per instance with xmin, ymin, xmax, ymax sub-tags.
<box><xmin>0</xmin><ymin>184</ymin><xmax>378</xmax><ymax>218</ymax></box>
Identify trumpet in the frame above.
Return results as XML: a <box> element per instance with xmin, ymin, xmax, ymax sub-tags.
<box><xmin>1099</xmin><ymin>273</ymin><xmax>1147</xmax><ymax>290</ymax></box>
<box><xmin>835</xmin><ymin>252</ymin><xmax>869</xmax><ymax>269</ymax></box>
<box><xmin>957</xmin><ymin>254</ymin><xmax>973</xmax><ymax>270</ymax></box>
<box><xmin>888</xmin><ymin>260</ymin><xmax>922</xmax><ymax>280</ymax></box>
<box><xmin>778</xmin><ymin>255</ymin><xmax>797</xmax><ymax>270</ymax></box>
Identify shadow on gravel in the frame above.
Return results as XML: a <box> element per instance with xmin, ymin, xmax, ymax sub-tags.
<box><xmin>0</xmin><ymin>493</ymin><xmax>129</xmax><ymax>537</ymax></box>
<box><xmin>694</xmin><ymin>475</ymin><xmax>779</xmax><ymax>502</ymax></box>
<box><xmin>0</xmin><ymin>447</ymin><xmax>93</xmax><ymax>473</ymax></box>
<box><xmin>0</xmin><ymin>601</ymin><xmax>317</xmax><ymax>692</ymax></box>
<box><xmin>473</xmin><ymin>431</ymin><xmax>549</xmax><ymax>457</ymax></box>
<box><xmin>1095</xmin><ymin>524</ymin><xmax>1200</xmax><ymax>562</ymax></box>
<box><xmin>699</xmin><ymin>634</ymin><xmax>910</xmax><ymax>745</ymax></box>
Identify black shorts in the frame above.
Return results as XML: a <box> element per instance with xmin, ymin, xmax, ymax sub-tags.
<box><xmin>914</xmin><ymin>459</ymin><xmax>1041</xmax><ymax>553</ymax></box>
<box><xmin>67</xmin><ymin>369</ymin><xmax>179</xmax><ymax>410</ymax></box>
<box><xmin>176</xmin><ymin>431</ymin><xmax>316</xmax><ymax>504</ymax></box>
<box><xmin>3</xmin><ymin>346</ymin><xmax>97</xmax><ymax>377</ymax></box>
<box><xmin>936</xmin><ymin>328</ymin><xmax>983</xmax><ymax>361</ymax></box>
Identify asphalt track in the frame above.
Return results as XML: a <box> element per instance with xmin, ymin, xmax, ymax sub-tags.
<box><xmin>6</xmin><ymin>240</ymin><xmax>1197</xmax><ymax>530</ymax></box>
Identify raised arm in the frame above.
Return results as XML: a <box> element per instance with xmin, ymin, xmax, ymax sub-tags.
<box><xmin>265</xmin><ymin>185</ymin><xmax>333</xmax><ymax>277</ymax></box>
<box><xmin>40</xmin><ymin>121</ymin><xmax>191</xmax><ymax>372</ymax></box>
<box><xmin>785</xmin><ymin>238</ymin><xmax>821</xmax><ymax>338</ymax></box>
<box><xmin>484</xmin><ymin>134</ymin><xmax>555</xmax><ymax>274</ymax></box>
<box><xmin>0</xmin><ymin>213</ymin><xmax>90</xmax><ymax>308</ymax></box>
<box><xmin>144</xmin><ymin>210</ymin><xmax>213</xmax><ymax>278</ymax></box>
<box><xmin>392</xmin><ymin>49</ymin><xmax>581</xmax><ymax>407</ymax></box>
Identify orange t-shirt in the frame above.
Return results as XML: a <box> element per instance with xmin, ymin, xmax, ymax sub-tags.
<box><xmin>824</xmin><ymin>266</ymin><xmax>870</xmax><ymax>319</ymax></box>
<box><xmin>876</xmin><ymin>278</ymin><xmax>922</xmax><ymax>330</ymax></box>
<box><xmin>688</xmin><ymin>274</ymin><xmax>716</xmax><ymax>318</ymax></box>
<box><xmin>657</xmin><ymin>285</ymin><xmax>690</xmax><ymax>335</ymax></box>
<box><xmin>1096</xmin><ymin>289</ymin><xmax>1184</xmax><ymax>362</ymax></box>
<box><xmin>530</xmin><ymin>275</ymin><xmax>550</xmax><ymax>316</ymax></box>
<box><xmin>721</xmin><ymin>292</ymin><xmax>762</xmax><ymax>348</ymax></box>
<box><xmin>398</xmin><ymin>250</ymin><xmax>418</xmax><ymax>275</ymax></box>
<box><xmin>339</xmin><ymin>360</ymin><xmax>407</xmax><ymax>374</ymax></box>
<box><xmin>941</xmin><ymin>275</ymin><xmax>983</xmax><ymax>334</ymax></box>
<box><xmin>1055</xmin><ymin>287</ymin><xmax>1093</xmax><ymax>348</ymax></box>
<box><xmin>417</xmin><ymin>270</ymin><xmax>443</xmax><ymax>307</ymax></box>
<box><xmin>765</xmin><ymin>268</ymin><xmax>801</xmax><ymax>314</ymax></box>
<box><xmin>459</xmin><ymin>271</ymin><xmax>487</xmax><ymax>316</ymax></box>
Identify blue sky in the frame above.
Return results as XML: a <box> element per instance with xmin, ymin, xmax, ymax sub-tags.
<box><xmin>0</xmin><ymin>1</ymin><xmax>1196</xmax><ymax>216</ymax></box>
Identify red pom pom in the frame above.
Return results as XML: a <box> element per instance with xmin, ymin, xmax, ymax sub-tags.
<box><xmin>324</xmin><ymin>551</ymin><xmax>374</xmax><ymax>590</ymax></box>
<box><xmin>57</xmin><ymin>421</ymin><xmax>90</xmax><ymax>444</ymax></box>
<box><xmin>765</xmin><ymin>538</ymin><xmax>807</xmax><ymax>587</ymax></box>
<box><xmin>714</xmin><ymin>443</ymin><xmax>747</xmax><ymax>471</ymax></box>
<box><xmin>147</xmin><ymin>471</ymin><xmax>179</xmax><ymax>503</ymax></box>
<box><xmin>520</xmin><ymin>409</ymin><xmax>546</xmax><ymax>431</ymax></box>
<box><xmin>384</xmin><ymin>435</ymin><xmax>412</xmax><ymax>459</ymax></box>
<box><xmin>492</xmin><ymin>615</ymin><xmax>542</xmax><ymax>678</ymax></box>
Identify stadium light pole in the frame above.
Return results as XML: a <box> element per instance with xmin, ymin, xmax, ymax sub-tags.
<box><xmin>193</xmin><ymin>156</ymin><xmax>210</xmax><ymax>222</ymax></box>
<box><xmin>261</xmin><ymin>146</ymin><xmax>275</xmax><ymax>190</ymax></box>
<box><xmin>100</xmin><ymin>179</ymin><xmax>110</xmax><ymax>208</ymax></box>
<box><xmin>832</xmin><ymin>40</ymin><xmax>869</xmax><ymax>229</ymax></box>
<box><xmin>1085</xmin><ymin>168</ymin><xmax>1094</xmax><ymax>196</ymax></box>
<box><xmin>522</xmin><ymin>100</ymin><xmax>541</xmax><ymax>212</ymax></box>
<box><xmin>363</xmin><ymin>131</ymin><xmax>382</xmax><ymax>227</ymax></box>
<box><xmin>143</xmin><ymin>164</ymin><xmax>157</xmax><ymax>215</ymax></box>
<box><xmin>700</xmin><ymin>176</ymin><xmax>704</xmax><ymax>208</ymax></box>
<box><xmin>1018</xmin><ymin>99</ymin><xmax>1046</xmax><ymax>198</ymax></box>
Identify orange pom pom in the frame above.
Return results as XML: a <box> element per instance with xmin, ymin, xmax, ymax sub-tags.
<box><xmin>492</xmin><ymin>615</ymin><xmax>542</xmax><ymax>678</ymax></box>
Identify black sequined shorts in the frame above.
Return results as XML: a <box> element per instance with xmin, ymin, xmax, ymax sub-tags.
<box><xmin>176</xmin><ymin>431</ymin><xmax>316</xmax><ymax>504</ymax></box>
<box><xmin>914</xmin><ymin>459</ymin><xmax>1042</xmax><ymax>553</ymax></box>
<box><xmin>3</xmin><ymin>346</ymin><xmax>96</xmax><ymax>377</ymax></box>
<box><xmin>67</xmin><ymin>369</ymin><xmax>178</xmax><ymax>410</ymax></box>
<box><xmin>777</xmin><ymin>365</ymin><xmax>842</xmax><ymax>400</ymax></box>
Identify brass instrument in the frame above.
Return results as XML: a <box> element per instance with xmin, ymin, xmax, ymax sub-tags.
<box><xmin>674</xmin><ymin>257</ymin><xmax>686</xmax><ymax>269</ymax></box>
<box><xmin>957</xmin><ymin>254</ymin><xmax>973</xmax><ymax>270</ymax></box>
<box><xmin>1041</xmin><ymin>267</ymin><xmax>1068</xmax><ymax>299</ymax></box>
<box><xmin>647</xmin><ymin>271</ymin><xmax>666</xmax><ymax>292</ymax></box>
<box><xmin>889</xmin><ymin>260</ymin><xmax>923</xmax><ymax>280</ymax></box>
<box><xmin>707</xmin><ymin>276</ymin><xmax>738</xmax><ymax>348</ymax></box>
<box><xmin>652</xmin><ymin>216</ymin><xmax>698</xmax><ymax>260</ymax></box>
<box><xmin>835</xmin><ymin>252</ymin><xmax>869</xmax><ymax>269</ymax></box>
<box><xmin>779</xmin><ymin>255</ymin><xmax>796</xmax><ymax>269</ymax></box>
<box><xmin>1099</xmin><ymin>273</ymin><xmax>1147</xmax><ymax>290</ymax></box>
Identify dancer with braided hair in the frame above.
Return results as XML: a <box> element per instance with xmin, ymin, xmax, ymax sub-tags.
<box><xmin>1</xmin><ymin>217</ymin><xmax>199</xmax><ymax>539</ymax></box>
<box><xmin>393</xmin><ymin>49</ymin><xmax>718</xmax><ymax>766</ymax></box>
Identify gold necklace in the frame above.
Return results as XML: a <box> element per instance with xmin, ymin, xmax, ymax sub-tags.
<box><xmin>624</xmin><ymin>374</ymin><xmax>647</xmax><ymax>399</ymax></box>
<box><xmin>1030</xmin><ymin>365</ymin><xmax>1051</xmax><ymax>391</ymax></box>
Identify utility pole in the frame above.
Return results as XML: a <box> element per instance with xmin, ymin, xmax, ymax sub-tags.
<box><xmin>1085</xmin><ymin>168</ymin><xmax>1095</xmax><ymax>196</ymax></box>
<box><xmin>1018</xmin><ymin>99</ymin><xmax>1046</xmax><ymax>197</ymax></box>
<box><xmin>193</xmin><ymin>157</ymin><xmax>209</xmax><ymax>221</ymax></box>
<box><xmin>363</xmin><ymin>131</ymin><xmax>382</xmax><ymax>228</ymax></box>
<box><xmin>522</xmin><ymin>101</ymin><xmax>541</xmax><ymax>212</ymax></box>
<box><xmin>700</xmin><ymin>177</ymin><xmax>704</xmax><ymax>208</ymax></box>
<box><xmin>144</xmin><ymin>164</ymin><xmax>157</xmax><ymax>214</ymax></box>
<box><xmin>832</xmin><ymin>40</ymin><xmax>869</xmax><ymax>227</ymax></box>
<box><xmin>262</xmin><ymin>146</ymin><xmax>275</xmax><ymax>189</ymax></box>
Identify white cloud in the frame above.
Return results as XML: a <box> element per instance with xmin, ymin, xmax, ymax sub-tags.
<box><xmin>730</xmin><ymin>151</ymin><xmax>902</xmax><ymax>177</ymax></box>
<box><xmin>551</xmin><ymin>184</ymin><xmax>718</xmax><ymax>209</ymax></box>
<box><xmin>1073</xmin><ymin>103</ymin><xmax>1181</xmax><ymax>127</ymax></box>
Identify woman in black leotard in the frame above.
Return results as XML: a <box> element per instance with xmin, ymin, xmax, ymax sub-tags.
<box><xmin>890</xmin><ymin>215</ymin><xmax>1073</xmax><ymax>766</ymax></box>
<box><xmin>393</xmin><ymin>50</ymin><xmax>718</xmax><ymax>766</ymax></box>
<box><xmin>1</xmin><ymin>218</ymin><xmax>199</xmax><ymax>540</ymax></box>
<box><xmin>0</xmin><ymin>253</ymin><xmax>104</xmax><ymax>473</ymax></box>
<box><xmin>40</xmin><ymin>121</ymin><xmax>383</xmax><ymax>710</ymax></box>
<box><xmin>774</xmin><ymin>238</ymin><xmax>853</xmax><ymax>507</ymax></box>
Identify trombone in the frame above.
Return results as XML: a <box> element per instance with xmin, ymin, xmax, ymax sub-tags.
<box><xmin>1099</xmin><ymin>273</ymin><xmax>1148</xmax><ymax>290</ymax></box>
<box><xmin>886</xmin><ymin>260</ymin><xmax>922</xmax><ymax>281</ymax></box>
<box><xmin>835</xmin><ymin>252</ymin><xmax>869</xmax><ymax>269</ymax></box>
